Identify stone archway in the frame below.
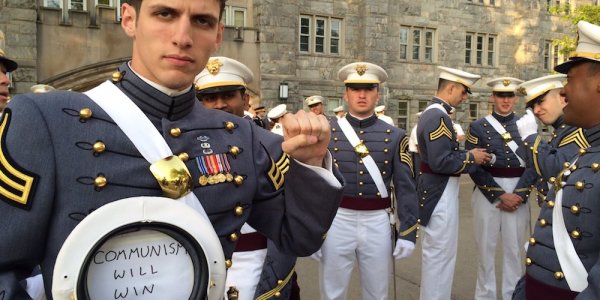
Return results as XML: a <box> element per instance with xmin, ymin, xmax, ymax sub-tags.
<box><xmin>41</xmin><ymin>57</ymin><xmax>130</xmax><ymax>92</ymax></box>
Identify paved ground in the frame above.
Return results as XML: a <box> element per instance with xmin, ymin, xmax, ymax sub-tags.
<box><xmin>295</xmin><ymin>176</ymin><xmax>541</xmax><ymax>299</ymax></box>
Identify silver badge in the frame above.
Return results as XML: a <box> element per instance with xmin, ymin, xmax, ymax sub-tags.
<box><xmin>197</xmin><ymin>135</ymin><xmax>210</xmax><ymax>142</ymax></box>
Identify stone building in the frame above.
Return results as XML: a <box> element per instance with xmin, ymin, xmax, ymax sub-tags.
<box><xmin>0</xmin><ymin>0</ymin><xmax>597</xmax><ymax>129</ymax></box>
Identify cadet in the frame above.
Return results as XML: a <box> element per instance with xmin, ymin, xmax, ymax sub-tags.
<box><xmin>465</xmin><ymin>77</ymin><xmax>538</xmax><ymax>300</ymax></box>
<box><xmin>375</xmin><ymin>105</ymin><xmax>395</xmax><ymax>126</ymax></box>
<box><xmin>333</xmin><ymin>105</ymin><xmax>345</xmax><ymax>119</ymax></box>
<box><xmin>513</xmin><ymin>21</ymin><xmax>600</xmax><ymax>299</ymax></box>
<box><xmin>317</xmin><ymin>62</ymin><xmax>418</xmax><ymax>299</ymax></box>
<box><xmin>268</xmin><ymin>104</ymin><xmax>288</xmax><ymax>136</ymax></box>
<box><xmin>417</xmin><ymin>66</ymin><xmax>491</xmax><ymax>300</ymax></box>
<box><xmin>253</xmin><ymin>106</ymin><xmax>268</xmax><ymax>128</ymax></box>
<box><xmin>306</xmin><ymin>95</ymin><xmax>326</xmax><ymax>116</ymax></box>
<box><xmin>515</xmin><ymin>74</ymin><xmax>588</xmax><ymax>206</ymax></box>
<box><xmin>195</xmin><ymin>56</ymin><xmax>299</xmax><ymax>300</ymax></box>
<box><xmin>0</xmin><ymin>45</ymin><xmax>17</xmax><ymax>114</ymax></box>
<box><xmin>0</xmin><ymin>0</ymin><xmax>344</xmax><ymax>298</ymax></box>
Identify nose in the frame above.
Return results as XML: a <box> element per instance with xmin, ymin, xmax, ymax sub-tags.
<box><xmin>172</xmin><ymin>19</ymin><xmax>193</xmax><ymax>48</ymax></box>
<box><xmin>213</xmin><ymin>98</ymin><xmax>227</xmax><ymax>110</ymax></box>
<box><xmin>0</xmin><ymin>71</ymin><xmax>9</xmax><ymax>86</ymax></box>
<box><xmin>533</xmin><ymin>104</ymin><xmax>542</xmax><ymax>115</ymax></box>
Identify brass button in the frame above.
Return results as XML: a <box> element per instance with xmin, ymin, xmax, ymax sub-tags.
<box><xmin>575</xmin><ymin>181</ymin><xmax>585</xmax><ymax>191</ymax></box>
<box><xmin>229</xmin><ymin>233</ymin><xmax>239</xmax><ymax>242</ymax></box>
<box><xmin>548</xmin><ymin>177</ymin><xmax>556</xmax><ymax>184</ymax></box>
<box><xmin>359</xmin><ymin>160</ymin><xmax>363</xmax><ymax>164</ymax></box>
<box><xmin>570</xmin><ymin>164</ymin><xmax>577</xmax><ymax>171</ymax></box>
<box><xmin>277</xmin><ymin>279</ymin><xmax>283</xmax><ymax>285</ymax></box>
<box><xmin>384</xmin><ymin>160</ymin><xmax>389</xmax><ymax>164</ymax></box>
<box><xmin>376</xmin><ymin>192</ymin><xmax>381</xmax><ymax>196</ymax></box>
<box><xmin>570</xmin><ymin>230</ymin><xmax>581</xmax><ymax>239</ymax></box>
<box><xmin>274</xmin><ymin>291</ymin><xmax>281</xmax><ymax>298</ymax></box>
<box><xmin>569</xmin><ymin>204</ymin><xmax>580</xmax><ymax>215</ymax></box>
<box><xmin>225</xmin><ymin>121</ymin><xmax>236</xmax><ymax>130</ymax></box>
<box><xmin>547</xmin><ymin>200</ymin><xmax>555</xmax><ymax>208</ymax></box>
<box><xmin>359</xmin><ymin>181</ymin><xmax>364</xmax><ymax>186</ymax></box>
<box><xmin>528</xmin><ymin>237</ymin><xmax>536</xmax><ymax>246</ymax></box>
<box><xmin>359</xmin><ymin>171</ymin><xmax>364</xmax><ymax>175</ymax></box>
<box><xmin>579</xmin><ymin>148</ymin><xmax>587</xmax><ymax>155</ymax></box>
<box><xmin>178</xmin><ymin>152</ymin><xmax>189</xmax><ymax>162</ymax></box>
<box><xmin>526</xmin><ymin>257</ymin><xmax>532</xmax><ymax>266</ymax></box>
<box><xmin>554</xmin><ymin>271</ymin><xmax>564</xmax><ymax>280</ymax></box>
<box><xmin>234</xmin><ymin>175</ymin><xmax>244</xmax><ymax>186</ymax></box>
<box><xmin>332</xmin><ymin>128</ymin><xmax>336</xmax><ymax>132</ymax></box>
<box><xmin>382</xmin><ymin>171</ymin><xmax>387</xmax><ymax>175</ymax></box>
<box><xmin>79</xmin><ymin>108</ymin><xmax>92</xmax><ymax>120</ymax></box>
<box><xmin>94</xmin><ymin>175</ymin><xmax>107</xmax><ymax>188</ymax></box>
<box><xmin>229</xmin><ymin>146</ymin><xmax>241</xmax><ymax>157</ymax></box>
<box><xmin>384</xmin><ymin>138</ymin><xmax>390</xmax><ymax>143</ymax></box>
<box><xmin>234</xmin><ymin>206</ymin><xmax>244</xmax><ymax>217</ymax></box>
<box><xmin>170</xmin><ymin>128</ymin><xmax>182</xmax><ymax>137</ymax></box>
<box><xmin>111</xmin><ymin>71</ymin><xmax>123</xmax><ymax>82</ymax></box>
<box><xmin>359</xmin><ymin>130</ymin><xmax>364</xmax><ymax>134</ymax></box>
<box><xmin>592</xmin><ymin>163</ymin><xmax>600</xmax><ymax>172</ymax></box>
<box><xmin>384</xmin><ymin>148</ymin><xmax>389</xmax><ymax>153</ymax></box>
<box><xmin>334</xmin><ymin>137</ymin><xmax>338</xmax><ymax>141</ymax></box>
<box><xmin>386</xmin><ymin>129</ymin><xmax>391</xmax><ymax>133</ymax></box>
<box><xmin>225</xmin><ymin>259</ymin><xmax>233</xmax><ymax>269</ymax></box>
<box><xmin>563</xmin><ymin>162</ymin><xmax>571</xmax><ymax>168</ymax></box>
<box><xmin>334</xmin><ymin>148</ymin><xmax>339</xmax><ymax>152</ymax></box>
<box><xmin>358</xmin><ymin>192</ymin><xmax>363</xmax><ymax>196</ymax></box>
<box><xmin>93</xmin><ymin>141</ymin><xmax>106</xmax><ymax>154</ymax></box>
<box><xmin>539</xmin><ymin>219</ymin><xmax>547</xmax><ymax>227</ymax></box>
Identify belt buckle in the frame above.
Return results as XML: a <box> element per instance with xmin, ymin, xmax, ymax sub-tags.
<box><xmin>354</xmin><ymin>142</ymin><xmax>370</xmax><ymax>158</ymax></box>
<box><xmin>501</xmin><ymin>132</ymin><xmax>512</xmax><ymax>142</ymax></box>
<box><xmin>150</xmin><ymin>155</ymin><xmax>193</xmax><ymax>199</ymax></box>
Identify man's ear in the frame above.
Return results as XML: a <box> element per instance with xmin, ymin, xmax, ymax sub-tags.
<box><xmin>242</xmin><ymin>93</ymin><xmax>250</xmax><ymax>110</ymax></box>
<box><xmin>121</xmin><ymin>3</ymin><xmax>137</xmax><ymax>38</ymax></box>
<box><xmin>212</xmin><ymin>23</ymin><xmax>225</xmax><ymax>53</ymax></box>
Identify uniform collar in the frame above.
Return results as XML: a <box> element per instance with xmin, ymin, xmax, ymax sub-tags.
<box><xmin>585</xmin><ymin>124</ymin><xmax>600</xmax><ymax>147</ymax></box>
<box><xmin>115</xmin><ymin>63</ymin><xmax>196</xmax><ymax>121</ymax></box>
<box><xmin>491</xmin><ymin>111</ymin><xmax>515</xmax><ymax>123</ymax></box>
<box><xmin>552</xmin><ymin>116</ymin><xmax>565</xmax><ymax>129</ymax></box>
<box><xmin>345</xmin><ymin>113</ymin><xmax>378</xmax><ymax>128</ymax></box>
<box><xmin>431</xmin><ymin>97</ymin><xmax>453</xmax><ymax>114</ymax></box>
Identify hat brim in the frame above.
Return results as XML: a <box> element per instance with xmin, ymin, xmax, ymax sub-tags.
<box><xmin>554</xmin><ymin>57</ymin><xmax>596</xmax><ymax>74</ymax></box>
<box><xmin>0</xmin><ymin>57</ymin><xmax>18</xmax><ymax>72</ymax></box>
<box><xmin>196</xmin><ymin>85</ymin><xmax>244</xmax><ymax>95</ymax></box>
<box><xmin>493</xmin><ymin>91</ymin><xmax>516</xmax><ymax>97</ymax></box>
<box><xmin>345</xmin><ymin>82</ymin><xmax>379</xmax><ymax>89</ymax></box>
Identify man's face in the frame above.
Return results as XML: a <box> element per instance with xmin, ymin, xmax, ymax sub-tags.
<box><xmin>344</xmin><ymin>86</ymin><xmax>379</xmax><ymax>118</ymax></box>
<box><xmin>199</xmin><ymin>90</ymin><xmax>247</xmax><ymax>117</ymax></box>
<box><xmin>256</xmin><ymin>111</ymin><xmax>266</xmax><ymax>118</ymax></box>
<box><xmin>0</xmin><ymin>63</ymin><xmax>10</xmax><ymax>111</ymax></box>
<box><xmin>491</xmin><ymin>93</ymin><xmax>517</xmax><ymax>115</ymax></box>
<box><xmin>532</xmin><ymin>89</ymin><xmax>565</xmax><ymax>126</ymax></box>
<box><xmin>563</xmin><ymin>63</ymin><xmax>600</xmax><ymax>128</ymax></box>
<box><xmin>121</xmin><ymin>0</ymin><xmax>224</xmax><ymax>91</ymax></box>
<box><xmin>447</xmin><ymin>83</ymin><xmax>469</xmax><ymax>107</ymax></box>
<box><xmin>309</xmin><ymin>103</ymin><xmax>324</xmax><ymax>115</ymax></box>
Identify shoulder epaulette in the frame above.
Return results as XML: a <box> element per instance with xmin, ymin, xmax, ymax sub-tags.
<box><xmin>429</xmin><ymin>118</ymin><xmax>453</xmax><ymax>141</ymax></box>
<box><xmin>559</xmin><ymin>128</ymin><xmax>590</xmax><ymax>149</ymax></box>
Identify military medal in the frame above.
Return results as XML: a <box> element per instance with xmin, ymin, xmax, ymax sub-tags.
<box><xmin>199</xmin><ymin>175</ymin><xmax>208</xmax><ymax>186</ymax></box>
<box><xmin>226</xmin><ymin>173</ymin><xmax>234</xmax><ymax>182</ymax></box>
<box><xmin>196</xmin><ymin>153</ymin><xmax>234</xmax><ymax>186</ymax></box>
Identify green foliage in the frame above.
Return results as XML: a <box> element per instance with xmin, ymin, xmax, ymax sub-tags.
<box><xmin>549</xmin><ymin>5</ymin><xmax>600</xmax><ymax>56</ymax></box>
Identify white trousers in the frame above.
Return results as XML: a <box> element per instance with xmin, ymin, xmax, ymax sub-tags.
<box><xmin>225</xmin><ymin>224</ymin><xmax>267</xmax><ymax>300</ymax></box>
<box><xmin>472</xmin><ymin>177</ymin><xmax>530</xmax><ymax>300</ymax></box>
<box><xmin>319</xmin><ymin>208</ymin><xmax>392</xmax><ymax>300</ymax></box>
<box><xmin>420</xmin><ymin>176</ymin><xmax>460</xmax><ymax>300</ymax></box>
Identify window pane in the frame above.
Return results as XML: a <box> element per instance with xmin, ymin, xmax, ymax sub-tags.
<box><xmin>398</xmin><ymin>101</ymin><xmax>408</xmax><ymax>116</ymax></box>
<box><xmin>412</xmin><ymin>29</ymin><xmax>421</xmax><ymax>60</ymax></box>
<box><xmin>46</xmin><ymin>0</ymin><xmax>61</xmax><ymax>7</ymax></box>
<box><xmin>316</xmin><ymin>37</ymin><xmax>324</xmax><ymax>53</ymax></box>
<box><xmin>234</xmin><ymin>10</ymin><xmax>245</xmax><ymax>27</ymax></box>
<box><xmin>316</xmin><ymin>19</ymin><xmax>325</xmax><ymax>36</ymax></box>
<box><xmin>300</xmin><ymin>17</ymin><xmax>310</xmax><ymax>52</ymax></box>
<box><xmin>400</xmin><ymin>28</ymin><xmax>408</xmax><ymax>60</ymax></box>
<box><xmin>418</xmin><ymin>100</ymin><xmax>428</xmax><ymax>112</ymax></box>
<box><xmin>469</xmin><ymin>103</ymin><xmax>478</xmax><ymax>120</ymax></box>
<box><xmin>97</xmin><ymin>0</ymin><xmax>110</xmax><ymax>5</ymax></box>
<box><xmin>71</xmin><ymin>0</ymin><xmax>84</xmax><ymax>10</ymax></box>
<box><xmin>487</xmin><ymin>36</ymin><xmax>494</xmax><ymax>66</ymax></box>
<box><xmin>553</xmin><ymin>44</ymin><xmax>560</xmax><ymax>68</ymax></box>
<box><xmin>300</xmin><ymin>36</ymin><xmax>309</xmax><ymax>52</ymax></box>
<box><xmin>476</xmin><ymin>35</ymin><xmax>483</xmax><ymax>65</ymax></box>
<box><xmin>330</xmin><ymin>39</ymin><xmax>339</xmax><ymax>54</ymax></box>
<box><xmin>465</xmin><ymin>34</ymin><xmax>472</xmax><ymax>64</ymax></box>
<box><xmin>315</xmin><ymin>19</ymin><xmax>325</xmax><ymax>53</ymax></box>
<box><xmin>425</xmin><ymin>31</ymin><xmax>433</xmax><ymax>62</ymax></box>
<box><xmin>330</xmin><ymin>19</ymin><xmax>341</xmax><ymax>54</ymax></box>
<box><xmin>543</xmin><ymin>42</ymin><xmax>550</xmax><ymax>70</ymax></box>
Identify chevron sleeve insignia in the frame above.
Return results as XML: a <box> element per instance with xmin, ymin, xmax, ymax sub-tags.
<box><xmin>558</xmin><ymin>128</ymin><xmax>590</xmax><ymax>149</ymax></box>
<box><xmin>399</xmin><ymin>136</ymin><xmax>414</xmax><ymax>177</ymax></box>
<box><xmin>466</xmin><ymin>129</ymin><xmax>479</xmax><ymax>145</ymax></box>
<box><xmin>0</xmin><ymin>110</ymin><xmax>38</xmax><ymax>210</ymax></box>
<box><xmin>429</xmin><ymin>118</ymin><xmax>453</xmax><ymax>141</ymax></box>
<box><xmin>267</xmin><ymin>152</ymin><xmax>289</xmax><ymax>190</ymax></box>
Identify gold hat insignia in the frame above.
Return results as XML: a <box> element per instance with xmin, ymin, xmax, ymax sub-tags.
<box><xmin>517</xmin><ymin>87</ymin><xmax>527</xmax><ymax>96</ymax></box>
<box><xmin>355</xmin><ymin>64</ymin><xmax>368</xmax><ymax>76</ymax></box>
<box><xmin>502</xmin><ymin>79</ymin><xmax>511</xmax><ymax>86</ymax></box>
<box><xmin>206</xmin><ymin>58</ymin><xmax>223</xmax><ymax>75</ymax></box>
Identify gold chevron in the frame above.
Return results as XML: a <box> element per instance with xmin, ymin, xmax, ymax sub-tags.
<box><xmin>255</xmin><ymin>267</ymin><xmax>296</xmax><ymax>300</ymax></box>
<box><xmin>0</xmin><ymin>110</ymin><xmax>36</xmax><ymax>209</ymax></box>
<box><xmin>466</xmin><ymin>129</ymin><xmax>479</xmax><ymax>145</ymax></box>
<box><xmin>399</xmin><ymin>136</ymin><xmax>414</xmax><ymax>177</ymax></box>
<box><xmin>429</xmin><ymin>118</ymin><xmax>453</xmax><ymax>141</ymax></box>
<box><xmin>558</xmin><ymin>128</ymin><xmax>590</xmax><ymax>149</ymax></box>
<box><xmin>268</xmin><ymin>153</ymin><xmax>289</xmax><ymax>190</ymax></box>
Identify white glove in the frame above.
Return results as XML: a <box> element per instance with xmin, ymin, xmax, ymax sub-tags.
<box><xmin>516</xmin><ymin>109</ymin><xmax>538</xmax><ymax>140</ymax></box>
<box><xmin>488</xmin><ymin>153</ymin><xmax>497</xmax><ymax>165</ymax></box>
<box><xmin>310</xmin><ymin>249</ymin><xmax>322</xmax><ymax>262</ymax></box>
<box><xmin>393</xmin><ymin>239</ymin><xmax>415</xmax><ymax>260</ymax></box>
<box><xmin>25</xmin><ymin>274</ymin><xmax>46</xmax><ymax>300</ymax></box>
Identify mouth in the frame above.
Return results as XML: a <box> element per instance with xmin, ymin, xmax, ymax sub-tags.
<box><xmin>164</xmin><ymin>54</ymin><xmax>195</xmax><ymax>66</ymax></box>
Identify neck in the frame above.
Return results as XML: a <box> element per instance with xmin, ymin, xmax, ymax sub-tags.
<box><xmin>128</xmin><ymin>62</ymin><xmax>192</xmax><ymax>97</ymax></box>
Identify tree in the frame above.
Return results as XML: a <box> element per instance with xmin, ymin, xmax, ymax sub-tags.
<box><xmin>550</xmin><ymin>5</ymin><xmax>600</xmax><ymax>56</ymax></box>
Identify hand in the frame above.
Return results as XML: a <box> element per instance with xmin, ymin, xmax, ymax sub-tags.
<box><xmin>470</xmin><ymin>148</ymin><xmax>492</xmax><ymax>165</ymax></box>
<box><xmin>516</xmin><ymin>109</ymin><xmax>538</xmax><ymax>140</ymax></box>
<box><xmin>496</xmin><ymin>193</ymin><xmax>523</xmax><ymax>212</ymax></box>
<box><xmin>281</xmin><ymin>110</ymin><xmax>330</xmax><ymax>167</ymax></box>
<box><xmin>393</xmin><ymin>239</ymin><xmax>415</xmax><ymax>260</ymax></box>
<box><xmin>310</xmin><ymin>249</ymin><xmax>322</xmax><ymax>262</ymax></box>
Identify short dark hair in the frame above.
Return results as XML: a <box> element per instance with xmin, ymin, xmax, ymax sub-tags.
<box><xmin>437</xmin><ymin>78</ymin><xmax>456</xmax><ymax>93</ymax></box>
<box><xmin>587</xmin><ymin>61</ymin><xmax>600</xmax><ymax>76</ymax></box>
<box><xmin>123</xmin><ymin>0</ymin><xmax>227</xmax><ymax>20</ymax></box>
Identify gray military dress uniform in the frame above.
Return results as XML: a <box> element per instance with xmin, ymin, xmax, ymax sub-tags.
<box><xmin>516</xmin><ymin>117</ymin><xmax>589</xmax><ymax>205</ymax></box>
<box><xmin>0</xmin><ymin>63</ymin><xmax>344</xmax><ymax>299</ymax></box>
<box><xmin>465</xmin><ymin>111</ymin><xmax>538</xmax><ymax>203</ymax></box>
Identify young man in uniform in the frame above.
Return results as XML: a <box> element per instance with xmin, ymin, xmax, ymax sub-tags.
<box><xmin>317</xmin><ymin>61</ymin><xmax>418</xmax><ymax>299</ymax></box>
<box><xmin>195</xmin><ymin>56</ymin><xmax>299</xmax><ymax>300</ymax></box>
<box><xmin>466</xmin><ymin>77</ymin><xmax>537</xmax><ymax>300</ymax></box>
<box><xmin>512</xmin><ymin>21</ymin><xmax>600</xmax><ymax>299</ymax></box>
<box><xmin>417</xmin><ymin>66</ymin><xmax>491</xmax><ymax>300</ymax></box>
<box><xmin>0</xmin><ymin>0</ymin><xmax>343</xmax><ymax>298</ymax></box>
<box><xmin>0</xmin><ymin>46</ymin><xmax>17</xmax><ymax>114</ymax></box>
